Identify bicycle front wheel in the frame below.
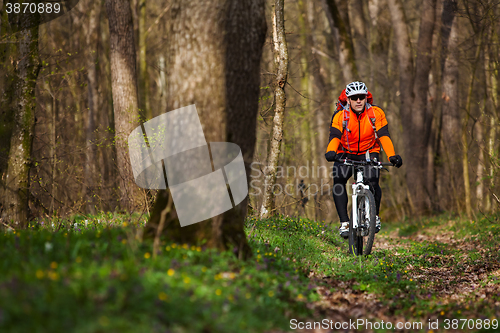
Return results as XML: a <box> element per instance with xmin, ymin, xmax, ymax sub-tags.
<box><xmin>348</xmin><ymin>188</ymin><xmax>376</xmax><ymax>256</ymax></box>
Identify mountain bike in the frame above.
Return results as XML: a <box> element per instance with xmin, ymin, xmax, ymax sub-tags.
<box><xmin>335</xmin><ymin>156</ymin><xmax>393</xmax><ymax>256</ymax></box>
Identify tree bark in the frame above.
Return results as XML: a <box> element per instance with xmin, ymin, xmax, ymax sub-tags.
<box><xmin>105</xmin><ymin>0</ymin><xmax>143</xmax><ymax>212</ymax></box>
<box><xmin>485</xmin><ymin>19</ymin><xmax>499</xmax><ymax>212</ymax></box>
<box><xmin>322</xmin><ymin>0</ymin><xmax>358</xmax><ymax>81</ymax></box>
<box><xmin>411</xmin><ymin>0</ymin><xmax>437</xmax><ymax>212</ymax></box>
<box><xmin>441</xmin><ymin>18</ymin><xmax>461</xmax><ymax>212</ymax></box>
<box><xmin>387</xmin><ymin>0</ymin><xmax>436</xmax><ymax>214</ymax></box>
<box><xmin>260</xmin><ymin>0</ymin><xmax>288</xmax><ymax>219</ymax></box>
<box><xmin>2</xmin><ymin>15</ymin><xmax>41</xmax><ymax>227</ymax></box>
<box><xmin>83</xmin><ymin>0</ymin><xmax>102</xmax><ymax>214</ymax></box>
<box><xmin>475</xmin><ymin>114</ymin><xmax>485</xmax><ymax>209</ymax></box>
<box><xmin>144</xmin><ymin>0</ymin><xmax>266</xmax><ymax>259</ymax></box>
<box><xmin>138</xmin><ymin>0</ymin><xmax>149</xmax><ymax>119</ymax></box>
<box><xmin>462</xmin><ymin>28</ymin><xmax>484</xmax><ymax>218</ymax></box>
<box><xmin>349</xmin><ymin>0</ymin><xmax>368</xmax><ymax>76</ymax></box>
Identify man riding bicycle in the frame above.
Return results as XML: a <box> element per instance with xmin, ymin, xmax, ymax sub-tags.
<box><xmin>324</xmin><ymin>81</ymin><xmax>403</xmax><ymax>239</ymax></box>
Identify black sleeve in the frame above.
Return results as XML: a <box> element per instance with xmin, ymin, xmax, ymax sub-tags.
<box><xmin>377</xmin><ymin>124</ymin><xmax>391</xmax><ymax>138</ymax></box>
<box><xmin>328</xmin><ymin>113</ymin><xmax>342</xmax><ymax>141</ymax></box>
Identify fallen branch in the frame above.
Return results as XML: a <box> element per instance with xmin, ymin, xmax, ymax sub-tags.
<box><xmin>1</xmin><ymin>221</ymin><xmax>15</xmax><ymax>230</ymax></box>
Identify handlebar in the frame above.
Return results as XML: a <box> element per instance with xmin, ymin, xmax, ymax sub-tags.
<box><xmin>335</xmin><ymin>157</ymin><xmax>394</xmax><ymax>167</ymax></box>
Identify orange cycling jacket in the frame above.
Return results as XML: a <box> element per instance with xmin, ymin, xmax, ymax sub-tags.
<box><xmin>325</xmin><ymin>104</ymin><xmax>396</xmax><ymax>160</ymax></box>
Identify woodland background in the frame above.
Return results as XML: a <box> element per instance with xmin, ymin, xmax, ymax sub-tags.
<box><xmin>0</xmin><ymin>0</ymin><xmax>499</xmax><ymax>229</ymax></box>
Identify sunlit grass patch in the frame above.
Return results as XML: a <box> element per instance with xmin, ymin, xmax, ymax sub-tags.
<box><xmin>1</xmin><ymin>214</ymin><xmax>313</xmax><ymax>333</ymax></box>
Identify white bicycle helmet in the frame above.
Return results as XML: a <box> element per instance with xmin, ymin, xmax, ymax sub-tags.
<box><xmin>345</xmin><ymin>81</ymin><xmax>368</xmax><ymax>97</ymax></box>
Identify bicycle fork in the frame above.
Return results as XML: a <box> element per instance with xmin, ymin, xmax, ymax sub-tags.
<box><xmin>351</xmin><ymin>170</ymin><xmax>370</xmax><ymax>230</ymax></box>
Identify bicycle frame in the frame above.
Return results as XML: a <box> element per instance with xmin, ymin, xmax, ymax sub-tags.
<box><xmin>351</xmin><ymin>168</ymin><xmax>371</xmax><ymax>230</ymax></box>
<box><xmin>336</xmin><ymin>154</ymin><xmax>392</xmax><ymax>230</ymax></box>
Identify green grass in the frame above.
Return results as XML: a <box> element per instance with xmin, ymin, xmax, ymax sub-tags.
<box><xmin>0</xmin><ymin>213</ymin><xmax>312</xmax><ymax>333</ymax></box>
<box><xmin>248</xmin><ymin>213</ymin><xmax>500</xmax><ymax>326</ymax></box>
<box><xmin>2</xmin><ymin>212</ymin><xmax>500</xmax><ymax>332</ymax></box>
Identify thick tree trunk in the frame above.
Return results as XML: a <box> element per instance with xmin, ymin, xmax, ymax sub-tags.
<box><xmin>83</xmin><ymin>0</ymin><xmax>102</xmax><ymax>214</ymax></box>
<box><xmin>322</xmin><ymin>0</ymin><xmax>358</xmax><ymax>81</ymax></box>
<box><xmin>305</xmin><ymin>0</ymin><xmax>333</xmax><ymax>220</ymax></box>
<box><xmin>387</xmin><ymin>0</ymin><xmax>436</xmax><ymax>214</ymax></box>
<box><xmin>386</xmin><ymin>0</ymin><xmax>413</xmax><ymax>141</ymax></box>
<box><xmin>462</xmin><ymin>30</ymin><xmax>484</xmax><ymax>218</ymax></box>
<box><xmin>2</xmin><ymin>16</ymin><xmax>41</xmax><ymax>227</ymax></box>
<box><xmin>411</xmin><ymin>0</ymin><xmax>436</xmax><ymax>212</ymax></box>
<box><xmin>145</xmin><ymin>0</ymin><xmax>266</xmax><ymax>259</ymax></box>
<box><xmin>349</xmin><ymin>0</ymin><xmax>368</xmax><ymax>76</ymax></box>
<box><xmin>441</xmin><ymin>18</ymin><xmax>461</xmax><ymax>212</ymax></box>
<box><xmin>0</xmin><ymin>29</ymin><xmax>15</xmax><ymax>214</ymax></box>
<box><xmin>260</xmin><ymin>0</ymin><xmax>288</xmax><ymax>219</ymax></box>
<box><xmin>105</xmin><ymin>0</ymin><xmax>143</xmax><ymax>211</ymax></box>
<box><xmin>440</xmin><ymin>0</ymin><xmax>458</xmax><ymax>71</ymax></box>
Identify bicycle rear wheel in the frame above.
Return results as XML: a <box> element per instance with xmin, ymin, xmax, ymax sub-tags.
<box><xmin>348</xmin><ymin>188</ymin><xmax>376</xmax><ymax>256</ymax></box>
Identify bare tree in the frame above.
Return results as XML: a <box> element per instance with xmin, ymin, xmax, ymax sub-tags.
<box><xmin>2</xmin><ymin>15</ymin><xmax>41</xmax><ymax>227</ymax></box>
<box><xmin>105</xmin><ymin>0</ymin><xmax>143</xmax><ymax>211</ymax></box>
<box><xmin>441</xmin><ymin>18</ymin><xmax>461</xmax><ymax>211</ymax></box>
<box><xmin>260</xmin><ymin>0</ymin><xmax>289</xmax><ymax>218</ymax></box>
<box><xmin>322</xmin><ymin>0</ymin><xmax>358</xmax><ymax>81</ymax></box>
<box><xmin>83</xmin><ymin>0</ymin><xmax>102</xmax><ymax>214</ymax></box>
<box><xmin>387</xmin><ymin>0</ymin><xmax>437</xmax><ymax>214</ymax></box>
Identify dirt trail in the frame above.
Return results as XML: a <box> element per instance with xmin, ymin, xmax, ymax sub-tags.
<box><xmin>293</xmin><ymin>228</ymin><xmax>500</xmax><ymax>333</ymax></box>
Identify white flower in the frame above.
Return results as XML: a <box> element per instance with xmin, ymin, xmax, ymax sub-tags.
<box><xmin>45</xmin><ymin>242</ymin><xmax>53</xmax><ymax>252</ymax></box>
<box><xmin>85</xmin><ymin>220</ymin><xmax>88</xmax><ymax>227</ymax></box>
<box><xmin>74</xmin><ymin>223</ymin><xmax>78</xmax><ymax>229</ymax></box>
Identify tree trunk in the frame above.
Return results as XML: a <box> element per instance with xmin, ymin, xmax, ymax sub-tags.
<box><xmin>487</xmin><ymin>115</ymin><xmax>497</xmax><ymax>211</ymax></box>
<box><xmin>144</xmin><ymin>0</ymin><xmax>266</xmax><ymax>259</ymax></box>
<box><xmin>462</xmin><ymin>28</ymin><xmax>484</xmax><ymax>218</ymax></box>
<box><xmin>83</xmin><ymin>0</ymin><xmax>102</xmax><ymax>215</ymax></box>
<box><xmin>349</xmin><ymin>0</ymin><xmax>368</xmax><ymax>76</ymax></box>
<box><xmin>475</xmin><ymin>114</ymin><xmax>485</xmax><ymax>209</ymax></box>
<box><xmin>138</xmin><ymin>0</ymin><xmax>149</xmax><ymax>119</ymax></box>
<box><xmin>105</xmin><ymin>0</ymin><xmax>143</xmax><ymax>212</ymax></box>
<box><xmin>367</xmin><ymin>0</ymin><xmax>380</xmax><ymax>88</ymax></box>
<box><xmin>441</xmin><ymin>18</ymin><xmax>461</xmax><ymax>212</ymax></box>
<box><xmin>158</xmin><ymin>54</ymin><xmax>167</xmax><ymax>117</ymax></box>
<box><xmin>322</xmin><ymin>0</ymin><xmax>358</xmax><ymax>81</ymax></box>
<box><xmin>387</xmin><ymin>0</ymin><xmax>436</xmax><ymax>214</ymax></box>
<box><xmin>260</xmin><ymin>0</ymin><xmax>288</xmax><ymax>219</ymax></box>
<box><xmin>0</xmin><ymin>25</ymin><xmax>16</xmax><ymax>214</ymax></box>
<box><xmin>485</xmin><ymin>8</ymin><xmax>499</xmax><ymax>212</ymax></box>
<box><xmin>410</xmin><ymin>0</ymin><xmax>436</xmax><ymax>212</ymax></box>
<box><xmin>2</xmin><ymin>15</ymin><xmax>41</xmax><ymax>227</ymax></box>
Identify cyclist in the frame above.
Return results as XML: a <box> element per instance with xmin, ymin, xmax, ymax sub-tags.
<box><xmin>324</xmin><ymin>81</ymin><xmax>403</xmax><ymax>239</ymax></box>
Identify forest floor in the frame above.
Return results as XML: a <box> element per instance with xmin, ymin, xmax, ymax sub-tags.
<box><xmin>287</xmin><ymin>214</ymin><xmax>500</xmax><ymax>333</ymax></box>
<box><xmin>0</xmin><ymin>212</ymin><xmax>499</xmax><ymax>332</ymax></box>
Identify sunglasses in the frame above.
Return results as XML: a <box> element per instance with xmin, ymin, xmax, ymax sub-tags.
<box><xmin>349</xmin><ymin>94</ymin><xmax>366</xmax><ymax>101</ymax></box>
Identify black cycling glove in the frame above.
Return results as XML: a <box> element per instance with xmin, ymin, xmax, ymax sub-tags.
<box><xmin>325</xmin><ymin>151</ymin><xmax>337</xmax><ymax>162</ymax></box>
<box><xmin>389</xmin><ymin>155</ymin><xmax>403</xmax><ymax>168</ymax></box>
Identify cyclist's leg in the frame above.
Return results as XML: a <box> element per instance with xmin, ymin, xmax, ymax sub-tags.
<box><xmin>332</xmin><ymin>158</ymin><xmax>353</xmax><ymax>222</ymax></box>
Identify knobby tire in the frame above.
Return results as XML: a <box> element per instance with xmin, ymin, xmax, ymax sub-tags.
<box><xmin>348</xmin><ymin>188</ymin><xmax>376</xmax><ymax>256</ymax></box>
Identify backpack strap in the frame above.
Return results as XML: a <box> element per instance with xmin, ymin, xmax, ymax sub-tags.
<box><xmin>339</xmin><ymin>103</ymin><xmax>354</xmax><ymax>153</ymax></box>
<box><xmin>366</xmin><ymin>104</ymin><xmax>383</xmax><ymax>152</ymax></box>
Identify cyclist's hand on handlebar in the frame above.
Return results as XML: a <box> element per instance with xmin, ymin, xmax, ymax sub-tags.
<box><xmin>325</xmin><ymin>151</ymin><xmax>337</xmax><ymax>162</ymax></box>
<box><xmin>389</xmin><ymin>155</ymin><xmax>403</xmax><ymax>168</ymax></box>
